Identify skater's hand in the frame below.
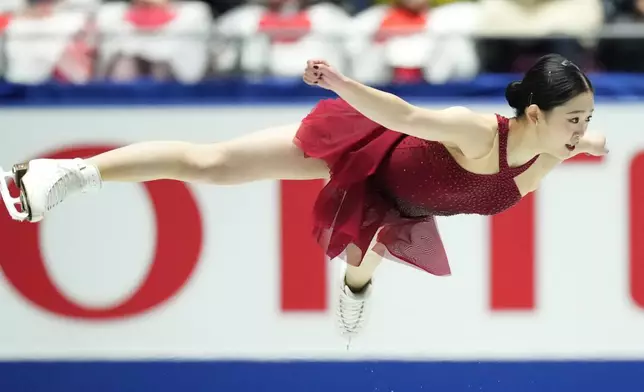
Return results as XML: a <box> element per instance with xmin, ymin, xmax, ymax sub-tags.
<box><xmin>303</xmin><ymin>59</ymin><xmax>348</xmax><ymax>91</ymax></box>
<box><xmin>576</xmin><ymin>132</ymin><xmax>608</xmax><ymax>157</ymax></box>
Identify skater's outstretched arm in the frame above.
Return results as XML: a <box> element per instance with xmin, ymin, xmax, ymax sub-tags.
<box><xmin>302</xmin><ymin>60</ymin><xmax>497</xmax><ymax>158</ymax></box>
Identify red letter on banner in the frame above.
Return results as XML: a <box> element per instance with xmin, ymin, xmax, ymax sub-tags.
<box><xmin>630</xmin><ymin>152</ymin><xmax>644</xmax><ymax>308</ymax></box>
<box><xmin>490</xmin><ymin>154</ymin><xmax>604</xmax><ymax>310</ymax></box>
<box><xmin>490</xmin><ymin>192</ymin><xmax>535</xmax><ymax>310</ymax></box>
<box><xmin>280</xmin><ymin>180</ymin><xmax>326</xmax><ymax>312</ymax></box>
<box><xmin>0</xmin><ymin>146</ymin><xmax>203</xmax><ymax>319</ymax></box>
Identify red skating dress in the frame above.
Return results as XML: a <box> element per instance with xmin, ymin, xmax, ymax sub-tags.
<box><xmin>293</xmin><ymin>98</ymin><xmax>538</xmax><ymax>276</ymax></box>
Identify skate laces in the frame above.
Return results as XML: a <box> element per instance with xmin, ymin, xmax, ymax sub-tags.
<box><xmin>45</xmin><ymin>165</ymin><xmax>83</xmax><ymax>211</ymax></box>
<box><xmin>337</xmin><ymin>288</ymin><xmax>368</xmax><ymax>334</ymax></box>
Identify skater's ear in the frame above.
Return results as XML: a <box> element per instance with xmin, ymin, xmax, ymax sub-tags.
<box><xmin>525</xmin><ymin>104</ymin><xmax>541</xmax><ymax>126</ymax></box>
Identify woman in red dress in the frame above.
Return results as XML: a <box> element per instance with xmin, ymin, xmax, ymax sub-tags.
<box><xmin>1</xmin><ymin>54</ymin><xmax>607</xmax><ymax>340</ymax></box>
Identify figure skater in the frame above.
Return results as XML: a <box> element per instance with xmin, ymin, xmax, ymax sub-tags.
<box><xmin>0</xmin><ymin>53</ymin><xmax>608</xmax><ymax>339</ymax></box>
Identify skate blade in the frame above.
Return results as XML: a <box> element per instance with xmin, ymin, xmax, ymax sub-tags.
<box><xmin>0</xmin><ymin>164</ymin><xmax>30</xmax><ymax>221</ymax></box>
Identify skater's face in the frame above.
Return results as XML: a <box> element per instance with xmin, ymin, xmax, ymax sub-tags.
<box><xmin>508</xmin><ymin>54</ymin><xmax>595</xmax><ymax>160</ymax></box>
<box><xmin>530</xmin><ymin>91</ymin><xmax>595</xmax><ymax>159</ymax></box>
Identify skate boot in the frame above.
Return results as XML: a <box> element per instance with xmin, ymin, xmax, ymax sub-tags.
<box><xmin>336</xmin><ymin>263</ymin><xmax>373</xmax><ymax>345</ymax></box>
<box><xmin>0</xmin><ymin>158</ymin><xmax>101</xmax><ymax>222</ymax></box>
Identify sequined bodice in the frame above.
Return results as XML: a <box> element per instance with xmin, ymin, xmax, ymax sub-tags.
<box><xmin>373</xmin><ymin>114</ymin><xmax>538</xmax><ymax>218</ymax></box>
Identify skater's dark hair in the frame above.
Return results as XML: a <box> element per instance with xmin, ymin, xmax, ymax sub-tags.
<box><xmin>505</xmin><ymin>54</ymin><xmax>593</xmax><ymax>117</ymax></box>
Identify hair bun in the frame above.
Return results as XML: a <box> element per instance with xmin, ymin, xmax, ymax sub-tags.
<box><xmin>505</xmin><ymin>81</ymin><xmax>523</xmax><ymax>109</ymax></box>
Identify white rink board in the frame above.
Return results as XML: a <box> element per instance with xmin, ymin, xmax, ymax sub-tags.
<box><xmin>0</xmin><ymin>103</ymin><xmax>642</xmax><ymax>360</ymax></box>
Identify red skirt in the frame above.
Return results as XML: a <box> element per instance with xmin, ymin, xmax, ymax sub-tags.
<box><xmin>293</xmin><ymin>98</ymin><xmax>451</xmax><ymax>276</ymax></box>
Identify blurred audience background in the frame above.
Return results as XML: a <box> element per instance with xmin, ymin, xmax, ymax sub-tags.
<box><xmin>0</xmin><ymin>0</ymin><xmax>642</xmax><ymax>85</ymax></box>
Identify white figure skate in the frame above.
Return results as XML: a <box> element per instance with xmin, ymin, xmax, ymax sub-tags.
<box><xmin>0</xmin><ymin>159</ymin><xmax>101</xmax><ymax>222</ymax></box>
<box><xmin>336</xmin><ymin>262</ymin><xmax>373</xmax><ymax>344</ymax></box>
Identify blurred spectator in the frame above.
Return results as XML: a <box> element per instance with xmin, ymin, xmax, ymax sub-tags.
<box><xmin>200</xmin><ymin>0</ymin><xmax>244</xmax><ymax>16</ymax></box>
<box><xmin>4</xmin><ymin>0</ymin><xmax>94</xmax><ymax>84</ymax></box>
<box><xmin>477</xmin><ymin>0</ymin><xmax>604</xmax><ymax>72</ymax></box>
<box><xmin>61</xmin><ymin>0</ymin><xmax>102</xmax><ymax>11</ymax></box>
<box><xmin>0</xmin><ymin>0</ymin><xmax>28</xmax><ymax>13</ymax></box>
<box><xmin>345</xmin><ymin>0</ymin><xmax>480</xmax><ymax>84</ymax></box>
<box><xmin>4</xmin><ymin>0</ymin><xmax>644</xmax><ymax>85</ymax></box>
<box><xmin>214</xmin><ymin>0</ymin><xmax>350</xmax><ymax>78</ymax></box>
<box><xmin>597</xmin><ymin>0</ymin><xmax>644</xmax><ymax>72</ymax></box>
<box><xmin>96</xmin><ymin>0</ymin><xmax>211</xmax><ymax>83</ymax></box>
<box><xmin>603</xmin><ymin>0</ymin><xmax>644</xmax><ymax>19</ymax></box>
